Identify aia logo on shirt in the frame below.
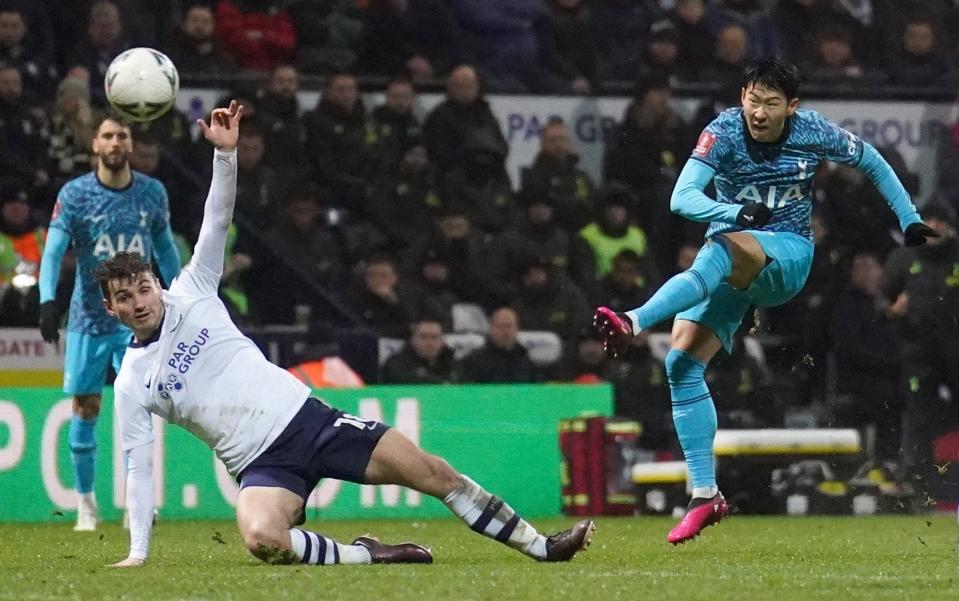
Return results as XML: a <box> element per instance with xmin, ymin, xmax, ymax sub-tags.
<box><xmin>694</xmin><ymin>131</ymin><xmax>716</xmax><ymax>157</ymax></box>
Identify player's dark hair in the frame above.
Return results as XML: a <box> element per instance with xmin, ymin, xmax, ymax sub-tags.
<box><xmin>742</xmin><ymin>57</ymin><xmax>801</xmax><ymax>100</ymax></box>
<box><xmin>94</xmin><ymin>111</ymin><xmax>130</xmax><ymax>132</ymax></box>
<box><xmin>95</xmin><ymin>251</ymin><xmax>154</xmax><ymax>299</ymax></box>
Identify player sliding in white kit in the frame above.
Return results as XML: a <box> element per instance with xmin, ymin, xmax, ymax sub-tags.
<box><xmin>105</xmin><ymin>102</ymin><xmax>595</xmax><ymax>567</ymax></box>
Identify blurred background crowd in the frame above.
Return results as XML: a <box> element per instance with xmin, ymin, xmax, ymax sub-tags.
<box><xmin>1</xmin><ymin>0</ymin><xmax>959</xmax><ymax>470</ymax></box>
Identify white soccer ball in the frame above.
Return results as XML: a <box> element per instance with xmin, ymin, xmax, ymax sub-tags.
<box><xmin>104</xmin><ymin>47</ymin><xmax>180</xmax><ymax>122</ymax></box>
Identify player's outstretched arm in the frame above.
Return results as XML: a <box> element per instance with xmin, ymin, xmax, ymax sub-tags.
<box><xmin>109</xmin><ymin>443</ymin><xmax>154</xmax><ymax>567</ymax></box>
<box><xmin>671</xmin><ymin>160</ymin><xmax>771</xmax><ymax>228</ymax></box>
<box><xmin>191</xmin><ymin>101</ymin><xmax>243</xmax><ymax>278</ymax></box>
<box><xmin>856</xmin><ymin>142</ymin><xmax>937</xmax><ymax>246</ymax></box>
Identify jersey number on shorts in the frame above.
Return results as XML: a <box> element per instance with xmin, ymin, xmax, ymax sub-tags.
<box><xmin>334</xmin><ymin>414</ymin><xmax>375</xmax><ymax>430</ymax></box>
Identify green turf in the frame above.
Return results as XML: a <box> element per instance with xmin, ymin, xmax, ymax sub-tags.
<box><xmin>1</xmin><ymin>515</ymin><xmax>956</xmax><ymax>600</ymax></box>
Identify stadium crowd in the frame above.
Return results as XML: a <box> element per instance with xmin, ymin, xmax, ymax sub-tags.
<box><xmin>1</xmin><ymin>0</ymin><xmax>959</xmax><ymax>468</ymax></box>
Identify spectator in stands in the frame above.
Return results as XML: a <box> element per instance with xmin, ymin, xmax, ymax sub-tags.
<box><xmin>404</xmin><ymin>206</ymin><xmax>491</xmax><ymax>310</ymax></box>
<box><xmin>448</xmin><ymin>0</ymin><xmax>587</xmax><ymax>94</ymax></box>
<box><xmin>547</xmin><ymin>0</ymin><xmax>599</xmax><ymax>86</ymax></box>
<box><xmin>599</xmin><ymin>17</ymin><xmax>680</xmax><ymax>83</ymax></box>
<box><xmin>0</xmin><ymin>181</ymin><xmax>43</xmax><ymax>326</ymax></box>
<box><xmin>243</xmin><ymin>185</ymin><xmax>348</xmax><ymax>325</ymax></box>
<box><xmin>774</xmin><ymin>0</ymin><xmax>827</xmax><ymax>65</ymax></box>
<box><xmin>671</xmin><ymin>0</ymin><xmax>714</xmax><ymax>81</ymax></box>
<box><xmin>234</xmin><ymin>120</ymin><xmax>282</xmax><ymax>227</ymax></box>
<box><xmin>603</xmin><ymin>75</ymin><xmax>689</xmax><ymax>258</ymax></box>
<box><xmin>69</xmin><ymin>1</ymin><xmax>129</xmax><ymax>106</ymax></box>
<box><xmin>359</xmin><ymin>0</ymin><xmax>465</xmax><ymax>83</ymax></box>
<box><xmin>380</xmin><ymin>317</ymin><xmax>456</xmax><ymax>384</ymax></box>
<box><xmin>588</xmin><ymin>248</ymin><xmax>654</xmax><ymax>313</ymax></box>
<box><xmin>579</xmin><ymin>184</ymin><xmax>653</xmax><ymax>280</ymax></box>
<box><xmin>41</xmin><ymin>75</ymin><xmax>94</xmax><ymax>209</ymax></box>
<box><xmin>698</xmin><ymin>23</ymin><xmax>750</xmax><ymax>85</ymax></box>
<box><xmin>0</xmin><ymin>67</ymin><xmax>47</xmax><ymax>190</ymax></box>
<box><xmin>167</xmin><ymin>3</ymin><xmax>237</xmax><ymax>77</ymax></box>
<box><xmin>347</xmin><ymin>252</ymin><xmax>443</xmax><ymax>339</ymax></box>
<box><xmin>287</xmin><ymin>0</ymin><xmax>363</xmax><ymax>74</ymax></box>
<box><xmin>703</xmin><ymin>0</ymin><xmax>779</xmax><ymax>58</ymax></box>
<box><xmin>215</xmin><ymin>0</ymin><xmax>296</xmax><ymax>71</ymax></box>
<box><xmin>826</xmin><ymin>0</ymin><xmax>891</xmax><ymax>69</ymax></box>
<box><xmin>422</xmin><ymin>65</ymin><xmax>507</xmax><ymax>176</ymax></box>
<box><xmin>129</xmin><ymin>131</ymin><xmax>198</xmax><ymax>236</ymax></box>
<box><xmin>882</xmin><ymin>203</ymin><xmax>959</xmax><ymax>490</ymax></box>
<box><xmin>829</xmin><ymin>250</ymin><xmax>901</xmax><ymax>458</ymax></box>
<box><xmin>485</xmin><ymin>186</ymin><xmax>596</xmax><ymax>304</ymax></box>
<box><xmin>639</xmin><ymin>20</ymin><xmax>682</xmax><ymax>82</ymax></box>
<box><xmin>804</xmin><ymin>25</ymin><xmax>875</xmax><ymax>86</ymax></box>
<box><xmin>370</xmin><ymin>77</ymin><xmax>422</xmax><ymax>173</ymax></box>
<box><xmin>441</xmin><ymin>129</ymin><xmax>515</xmax><ymax>235</ymax></box>
<box><xmin>888</xmin><ymin>14</ymin><xmax>957</xmax><ymax>87</ymax></box>
<box><xmin>510</xmin><ymin>257</ymin><xmax>590</xmax><ymax>341</ymax></box>
<box><xmin>409</xmin><ymin>246</ymin><xmax>462</xmax><ymax>325</ymax></box>
<box><xmin>255</xmin><ymin>63</ymin><xmax>307</xmax><ymax>174</ymax></box>
<box><xmin>457</xmin><ymin>306</ymin><xmax>538</xmax><ymax>383</ymax></box>
<box><xmin>520</xmin><ymin>118</ymin><xmax>594</xmax><ymax>232</ymax></box>
<box><xmin>303</xmin><ymin>71</ymin><xmax>379</xmax><ymax>214</ymax></box>
<box><xmin>369</xmin><ymin>137</ymin><xmax>439</xmax><ymax>253</ymax></box>
<box><xmin>0</xmin><ymin>6</ymin><xmax>55</xmax><ymax>100</ymax></box>
<box><xmin>589</xmin><ymin>0</ymin><xmax>663</xmax><ymax>80</ymax></box>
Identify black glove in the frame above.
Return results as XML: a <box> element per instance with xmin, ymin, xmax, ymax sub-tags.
<box><xmin>736</xmin><ymin>202</ymin><xmax>773</xmax><ymax>229</ymax></box>
<box><xmin>903</xmin><ymin>222</ymin><xmax>939</xmax><ymax>247</ymax></box>
<box><xmin>39</xmin><ymin>301</ymin><xmax>61</xmax><ymax>343</ymax></box>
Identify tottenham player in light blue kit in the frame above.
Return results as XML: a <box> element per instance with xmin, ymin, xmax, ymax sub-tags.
<box><xmin>594</xmin><ymin>58</ymin><xmax>939</xmax><ymax>544</ymax></box>
<box><xmin>38</xmin><ymin>114</ymin><xmax>180</xmax><ymax>531</ymax></box>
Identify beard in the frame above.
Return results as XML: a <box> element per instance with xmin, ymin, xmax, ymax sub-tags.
<box><xmin>99</xmin><ymin>152</ymin><xmax>129</xmax><ymax>172</ymax></box>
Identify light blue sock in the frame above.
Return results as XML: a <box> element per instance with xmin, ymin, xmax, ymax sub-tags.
<box><xmin>665</xmin><ymin>349</ymin><xmax>717</xmax><ymax>490</ymax></box>
<box><xmin>627</xmin><ymin>239</ymin><xmax>732</xmax><ymax>330</ymax></box>
<box><xmin>69</xmin><ymin>415</ymin><xmax>97</xmax><ymax>495</ymax></box>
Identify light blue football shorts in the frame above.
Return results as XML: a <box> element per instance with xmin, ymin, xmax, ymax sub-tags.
<box><xmin>676</xmin><ymin>231</ymin><xmax>814</xmax><ymax>353</ymax></box>
<box><xmin>63</xmin><ymin>330</ymin><xmax>131</xmax><ymax>395</ymax></box>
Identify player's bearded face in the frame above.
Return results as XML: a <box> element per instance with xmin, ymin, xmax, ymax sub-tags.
<box><xmin>105</xmin><ymin>272</ymin><xmax>164</xmax><ymax>337</ymax></box>
<box><xmin>741</xmin><ymin>84</ymin><xmax>798</xmax><ymax>143</ymax></box>
<box><xmin>93</xmin><ymin>120</ymin><xmax>133</xmax><ymax>172</ymax></box>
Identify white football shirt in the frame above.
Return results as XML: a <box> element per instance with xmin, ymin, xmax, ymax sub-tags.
<box><xmin>113</xmin><ymin>150</ymin><xmax>309</xmax><ymax>477</ymax></box>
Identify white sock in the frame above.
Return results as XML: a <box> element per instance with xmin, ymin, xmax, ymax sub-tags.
<box><xmin>624</xmin><ymin>310</ymin><xmax>641</xmax><ymax>333</ymax></box>
<box><xmin>288</xmin><ymin>528</ymin><xmax>372</xmax><ymax>565</ymax></box>
<box><xmin>692</xmin><ymin>486</ymin><xmax>719</xmax><ymax>499</ymax></box>
<box><xmin>444</xmin><ymin>475</ymin><xmax>547</xmax><ymax>560</ymax></box>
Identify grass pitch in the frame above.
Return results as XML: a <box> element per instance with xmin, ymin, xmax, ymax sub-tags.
<box><xmin>1</xmin><ymin>515</ymin><xmax>956</xmax><ymax>601</ymax></box>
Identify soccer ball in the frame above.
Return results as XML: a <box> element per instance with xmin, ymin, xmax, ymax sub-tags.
<box><xmin>104</xmin><ymin>47</ymin><xmax>180</xmax><ymax>122</ymax></box>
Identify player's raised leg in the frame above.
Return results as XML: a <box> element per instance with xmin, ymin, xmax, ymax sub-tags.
<box><xmin>235</xmin><ymin>486</ymin><xmax>426</xmax><ymax>565</ymax></box>
<box><xmin>363</xmin><ymin>429</ymin><xmax>595</xmax><ymax>562</ymax></box>
<box><xmin>594</xmin><ymin>232</ymin><xmax>767</xmax><ymax>354</ymax></box>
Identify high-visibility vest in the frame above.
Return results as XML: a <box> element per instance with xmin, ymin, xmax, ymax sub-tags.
<box><xmin>0</xmin><ymin>227</ymin><xmax>45</xmax><ymax>285</ymax></box>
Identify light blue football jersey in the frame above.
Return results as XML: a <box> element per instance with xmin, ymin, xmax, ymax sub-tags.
<box><xmin>50</xmin><ymin>172</ymin><xmax>171</xmax><ymax>335</ymax></box>
<box><xmin>690</xmin><ymin>107</ymin><xmax>863</xmax><ymax>240</ymax></box>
